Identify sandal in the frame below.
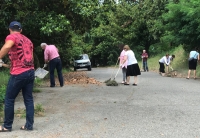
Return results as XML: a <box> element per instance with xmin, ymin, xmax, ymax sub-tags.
<box><xmin>20</xmin><ymin>126</ymin><xmax>33</xmax><ymax>131</ymax></box>
<box><xmin>132</xmin><ymin>83</ymin><xmax>137</xmax><ymax>86</ymax></box>
<box><xmin>124</xmin><ymin>83</ymin><xmax>130</xmax><ymax>85</ymax></box>
<box><xmin>0</xmin><ymin>126</ymin><xmax>11</xmax><ymax>132</ymax></box>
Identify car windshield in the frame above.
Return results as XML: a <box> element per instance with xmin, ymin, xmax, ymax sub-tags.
<box><xmin>75</xmin><ymin>55</ymin><xmax>89</xmax><ymax>60</ymax></box>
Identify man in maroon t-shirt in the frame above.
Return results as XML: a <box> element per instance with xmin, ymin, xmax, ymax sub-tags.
<box><xmin>0</xmin><ymin>21</ymin><xmax>34</xmax><ymax>132</ymax></box>
<box><xmin>141</xmin><ymin>50</ymin><xmax>149</xmax><ymax>72</ymax></box>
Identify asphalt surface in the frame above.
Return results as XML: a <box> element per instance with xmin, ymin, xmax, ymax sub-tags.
<box><xmin>1</xmin><ymin>67</ymin><xmax>200</xmax><ymax>138</ymax></box>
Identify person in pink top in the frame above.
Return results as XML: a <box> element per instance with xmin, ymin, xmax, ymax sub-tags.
<box><xmin>0</xmin><ymin>21</ymin><xmax>35</xmax><ymax>132</ymax></box>
<box><xmin>41</xmin><ymin>43</ymin><xmax>64</xmax><ymax>87</ymax></box>
<box><xmin>119</xmin><ymin>44</ymin><xmax>128</xmax><ymax>84</ymax></box>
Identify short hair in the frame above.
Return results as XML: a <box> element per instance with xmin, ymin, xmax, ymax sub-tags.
<box><xmin>41</xmin><ymin>43</ymin><xmax>47</xmax><ymax>48</ymax></box>
<box><xmin>172</xmin><ymin>55</ymin><xmax>175</xmax><ymax>58</ymax></box>
<box><xmin>118</xmin><ymin>44</ymin><xmax>125</xmax><ymax>51</ymax></box>
<box><xmin>123</xmin><ymin>45</ymin><xmax>130</xmax><ymax>50</ymax></box>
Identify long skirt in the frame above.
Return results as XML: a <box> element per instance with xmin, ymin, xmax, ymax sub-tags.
<box><xmin>126</xmin><ymin>63</ymin><xmax>141</xmax><ymax>76</ymax></box>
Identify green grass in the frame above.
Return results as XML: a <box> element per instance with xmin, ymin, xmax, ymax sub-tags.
<box><xmin>14</xmin><ymin>103</ymin><xmax>45</xmax><ymax>118</ymax></box>
<box><xmin>33</xmin><ymin>88</ymin><xmax>41</xmax><ymax>93</ymax></box>
<box><xmin>0</xmin><ymin>70</ymin><xmax>9</xmax><ymax>86</ymax></box>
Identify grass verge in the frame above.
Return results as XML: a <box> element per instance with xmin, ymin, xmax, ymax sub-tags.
<box><xmin>138</xmin><ymin>45</ymin><xmax>200</xmax><ymax>78</ymax></box>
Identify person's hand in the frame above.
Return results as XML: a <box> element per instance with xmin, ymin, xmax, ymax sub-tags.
<box><xmin>43</xmin><ymin>64</ymin><xmax>47</xmax><ymax>68</ymax></box>
<box><xmin>0</xmin><ymin>59</ymin><xmax>4</xmax><ymax>67</ymax></box>
<box><xmin>0</xmin><ymin>59</ymin><xmax>4</xmax><ymax>63</ymax></box>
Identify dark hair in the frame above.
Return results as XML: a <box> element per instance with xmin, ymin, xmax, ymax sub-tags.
<box><xmin>118</xmin><ymin>44</ymin><xmax>125</xmax><ymax>51</ymax></box>
<box><xmin>10</xmin><ymin>25</ymin><xmax>21</xmax><ymax>32</ymax></box>
<box><xmin>195</xmin><ymin>47</ymin><xmax>199</xmax><ymax>51</ymax></box>
<box><xmin>171</xmin><ymin>54</ymin><xmax>175</xmax><ymax>61</ymax></box>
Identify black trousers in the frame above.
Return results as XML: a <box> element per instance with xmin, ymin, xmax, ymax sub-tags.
<box><xmin>159</xmin><ymin>62</ymin><xmax>165</xmax><ymax>73</ymax></box>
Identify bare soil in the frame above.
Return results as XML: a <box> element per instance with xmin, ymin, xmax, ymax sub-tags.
<box><xmin>41</xmin><ymin>71</ymin><xmax>102</xmax><ymax>87</ymax></box>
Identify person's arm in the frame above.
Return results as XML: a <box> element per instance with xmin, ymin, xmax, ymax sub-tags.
<box><xmin>164</xmin><ymin>57</ymin><xmax>167</xmax><ymax>64</ymax></box>
<box><xmin>2</xmin><ymin>64</ymin><xmax>10</xmax><ymax>68</ymax></box>
<box><xmin>0</xmin><ymin>40</ymin><xmax>14</xmax><ymax>59</ymax></box>
<box><xmin>168</xmin><ymin>57</ymin><xmax>171</xmax><ymax>65</ymax></box>
<box><xmin>146</xmin><ymin>53</ymin><xmax>148</xmax><ymax>58</ymax></box>
<box><xmin>122</xmin><ymin>55</ymin><xmax>127</xmax><ymax>64</ymax></box>
<box><xmin>121</xmin><ymin>52</ymin><xmax>128</xmax><ymax>65</ymax></box>
<box><xmin>44</xmin><ymin>49</ymin><xmax>49</xmax><ymax>64</ymax></box>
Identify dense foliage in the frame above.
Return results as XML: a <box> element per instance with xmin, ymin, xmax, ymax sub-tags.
<box><xmin>0</xmin><ymin>0</ymin><xmax>198</xmax><ymax>66</ymax></box>
<box><xmin>162</xmin><ymin>0</ymin><xmax>200</xmax><ymax>51</ymax></box>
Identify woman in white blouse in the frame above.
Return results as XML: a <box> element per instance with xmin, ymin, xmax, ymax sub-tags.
<box><xmin>121</xmin><ymin>45</ymin><xmax>141</xmax><ymax>86</ymax></box>
<box><xmin>159</xmin><ymin>54</ymin><xmax>173</xmax><ymax>76</ymax></box>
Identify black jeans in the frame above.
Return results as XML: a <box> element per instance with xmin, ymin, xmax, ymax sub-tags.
<box><xmin>49</xmin><ymin>57</ymin><xmax>64</xmax><ymax>87</ymax></box>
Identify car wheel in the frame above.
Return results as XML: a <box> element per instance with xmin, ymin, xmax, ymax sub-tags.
<box><xmin>88</xmin><ymin>66</ymin><xmax>91</xmax><ymax>71</ymax></box>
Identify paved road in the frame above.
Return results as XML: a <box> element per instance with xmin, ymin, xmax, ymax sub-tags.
<box><xmin>1</xmin><ymin>67</ymin><xmax>200</xmax><ymax>138</ymax></box>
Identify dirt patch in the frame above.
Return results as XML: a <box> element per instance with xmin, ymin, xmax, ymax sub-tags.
<box><xmin>150</xmin><ymin>69</ymin><xmax>188</xmax><ymax>78</ymax></box>
<box><xmin>63</xmin><ymin>71</ymin><xmax>102</xmax><ymax>85</ymax></box>
<box><xmin>41</xmin><ymin>71</ymin><xmax>102</xmax><ymax>87</ymax></box>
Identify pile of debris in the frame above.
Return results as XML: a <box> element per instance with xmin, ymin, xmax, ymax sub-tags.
<box><xmin>63</xmin><ymin>71</ymin><xmax>102</xmax><ymax>85</ymax></box>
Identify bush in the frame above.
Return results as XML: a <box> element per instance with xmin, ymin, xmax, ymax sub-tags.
<box><xmin>0</xmin><ymin>85</ymin><xmax>6</xmax><ymax>111</ymax></box>
<box><xmin>0</xmin><ymin>70</ymin><xmax>9</xmax><ymax>111</ymax></box>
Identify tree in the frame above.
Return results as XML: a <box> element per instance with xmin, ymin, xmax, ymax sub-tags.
<box><xmin>162</xmin><ymin>0</ymin><xmax>200</xmax><ymax>51</ymax></box>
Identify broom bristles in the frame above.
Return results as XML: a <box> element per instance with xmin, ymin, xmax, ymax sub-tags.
<box><xmin>106</xmin><ymin>79</ymin><xmax>118</xmax><ymax>86</ymax></box>
<box><xmin>104</xmin><ymin>78</ymin><xmax>111</xmax><ymax>83</ymax></box>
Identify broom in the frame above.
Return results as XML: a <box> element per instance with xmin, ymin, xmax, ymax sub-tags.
<box><xmin>106</xmin><ymin>66</ymin><xmax>120</xmax><ymax>86</ymax></box>
<box><xmin>104</xmin><ymin>58</ymin><xmax>119</xmax><ymax>83</ymax></box>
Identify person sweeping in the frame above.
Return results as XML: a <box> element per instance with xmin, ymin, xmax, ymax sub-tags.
<box><xmin>121</xmin><ymin>45</ymin><xmax>141</xmax><ymax>86</ymax></box>
<box><xmin>118</xmin><ymin>44</ymin><xmax>127</xmax><ymax>84</ymax></box>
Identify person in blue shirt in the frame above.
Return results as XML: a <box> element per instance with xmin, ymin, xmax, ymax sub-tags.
<box><xmin>186</xmin><ymin>47</ymin><xmax>199</xmax><ymax>79</ymax></box>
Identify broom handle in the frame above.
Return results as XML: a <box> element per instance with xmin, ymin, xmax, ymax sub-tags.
<box><xmin>114</xmin><ymin>66</ymin><xmax>120</xmax><ymax>79</ymax></box>
<box><xmin>110</xmin><ymin>58</ymin><xmax>119</xmax><ymax>78</ymax></box>
<box><xmin>169</xmin><ymin>65</ymin><xmax>173</xmax><ymax>71</ymax></box>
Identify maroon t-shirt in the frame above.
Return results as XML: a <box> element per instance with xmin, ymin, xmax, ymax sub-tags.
<box><xmin>142</xmin><ymin>53</ymin><xmax>148</xmax><ymax>62</ymax></box>
<box><xmin>5</xmin><ymin>33</ymin><xmax>34</xmax><ymax>75</ymax></box>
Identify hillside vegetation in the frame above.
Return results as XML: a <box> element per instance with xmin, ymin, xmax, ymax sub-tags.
<box><xmin>138</xmin><ymin>45</ymin><xmax>200</xmax><ymax>77</ymax></box>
